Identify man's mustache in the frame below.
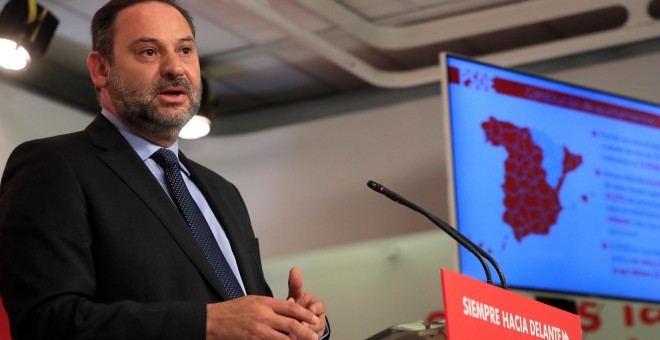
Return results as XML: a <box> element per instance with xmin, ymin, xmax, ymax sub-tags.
<box><xmin>151</xmin><ymin>78</ymin><xmax>198</xmax><ymax>97</ymax></box>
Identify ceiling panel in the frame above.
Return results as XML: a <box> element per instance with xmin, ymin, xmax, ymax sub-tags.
<box><xmin>265</xmin><ymin>0</ymin><xmax>333</xmax><ymax>32</ymax></box>
<box><xmin>211</xmin><ymin>53</ymin><xmax>333</xmax><ymax>102</ymax></box>
<box><xmin>274</xmin><ymin>46</ymin><xmax>367</xmax><ymax>90</ymax></box>
<box><xmin>49</xmin><ymin>0</ymin><xmax>103</xmax><ymax>17</ymax></box>
<box><xmin>189</xmin><ymin>0</ymin><xmax>310</xmax><ymax>46</ymax></box>
<box><xmin>211</xmin><ymin>79</ymin><xmax>266</xmax><ymax>113</ymax></box>
<box><xmin>338</xmin><ymin>0</ymin><xmax>411</xmax><ymax>20</ymax></box>
<box><xmin>340</xmin><ymin>0</ymin><xmax>528</xmax><ymax>24</ymax></box>
<box><xmin>1</xmin><ymin>0</ymin><xmax>658</xmax><ymax>132</ymax></box>
<box><xmin>186</xmin><ymin>14</ymin><xmax>252</xmax><ymax>56</ymax></box>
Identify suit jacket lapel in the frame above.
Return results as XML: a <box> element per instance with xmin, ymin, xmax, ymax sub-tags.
<box><xmin>85</xmin><ymin>115</ymin><xmax>231</xmax><ymax>300</ymax></box>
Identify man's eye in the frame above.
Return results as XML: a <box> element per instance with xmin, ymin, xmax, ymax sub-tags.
<box><xmin>182</xmin><ymin>47</ymin><xmax>192</xmax><ymax>54</ymax></box>
<box><xmin>142</xmin><ymin>49</ymin><xmax>156</xmax><ymax>56</ymax></box>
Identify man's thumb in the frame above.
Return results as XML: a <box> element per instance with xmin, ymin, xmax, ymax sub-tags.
<box><xmin>287</xmin><ymin>267</ymin><xmax>303</xmax><ymax>300</ymax></box>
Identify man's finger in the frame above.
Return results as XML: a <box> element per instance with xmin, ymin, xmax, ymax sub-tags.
<box><xmin>271</xmin><ymin>314</ymin><xmax>319</xmax><ymax>340</ymax></box>
<box><xmin>274</xmin><ymin>298</ymin><xmax>318</xmax><ymax>325</ymax></box>
<box><xmin>287</xmin><ymin>267</ymin><xmax>304</xmax><ymax>300</ymax></box>
<box><xmin>305</xmin><ymin>300</ymin><xmax>325</xmax><ymax>316</ymax></box>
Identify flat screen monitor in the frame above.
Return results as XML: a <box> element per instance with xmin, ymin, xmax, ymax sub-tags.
<box><xmin>440</xmin><ymin>52</ymin><xmax>660</xmax><ymax>303</ymax></box>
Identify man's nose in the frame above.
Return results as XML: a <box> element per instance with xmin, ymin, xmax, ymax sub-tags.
<box><xmin>160</xmin><ymin>51</ymin><xmax>184</xmax><ymax>78</ymax></box>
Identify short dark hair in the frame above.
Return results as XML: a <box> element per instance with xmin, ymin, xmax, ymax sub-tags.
<box><xmin>91</xmin><ymin>0</ymin><xmax>196</xmax><ymax>63</ymax></box>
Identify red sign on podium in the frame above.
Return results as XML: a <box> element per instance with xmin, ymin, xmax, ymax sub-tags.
<box><xmin>0</xmin><ymin>297</ymin><xmax>10</xmax><ymax>340</ymax></box>
<box><xmin>441</xmin><ymin>269</ymin><xmax>582</xmax><ymax>339</ymax></box>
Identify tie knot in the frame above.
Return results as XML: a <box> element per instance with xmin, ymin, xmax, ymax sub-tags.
<box><xmin>151</xmin><ymin>148</ymin><xmax>179</xmax><ymax>169</ymax></box>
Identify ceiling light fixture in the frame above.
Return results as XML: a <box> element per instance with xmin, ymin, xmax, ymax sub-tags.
<box><xmin>179</xmin><ymin>114</ymin><xmax>212</xmax><ymax>139</ymax></box>
<box><xmin>0</xmin><ymin>0</ymin><xmax>58</xmax><ymax>71</ymax></box>
<box><xmin>179</xmin><ymin>77</ymin><xmax>214</xmax><ymax>139</ymax></box>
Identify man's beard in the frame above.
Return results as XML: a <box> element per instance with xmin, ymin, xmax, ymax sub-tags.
<box><xmin>107</xmin><ymin>67</ymin><xmax>202</xmax><ymax>138</ymax></box>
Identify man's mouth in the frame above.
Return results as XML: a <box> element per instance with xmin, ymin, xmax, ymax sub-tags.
<box><xmin>160</xmin><ymin>87</ymin><xmax>186</xmax><ymax>97</ymax></box>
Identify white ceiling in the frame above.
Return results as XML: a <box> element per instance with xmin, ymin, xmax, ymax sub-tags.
<box><xmin>2</xmin><ymin>0</ymin><xmax>660</xmax><ymax>132</ymax></box>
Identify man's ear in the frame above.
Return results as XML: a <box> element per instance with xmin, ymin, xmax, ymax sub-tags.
<box><xmin>87</xmin><ymin>51</ymin><xmax>110</xmax><ymax>89</ymax></box>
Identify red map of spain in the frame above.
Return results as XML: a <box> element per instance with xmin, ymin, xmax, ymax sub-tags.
<box><xmin>482</xmin><ymin>117</ymin><xmax>583</xmax><ymax>241</ymax></box>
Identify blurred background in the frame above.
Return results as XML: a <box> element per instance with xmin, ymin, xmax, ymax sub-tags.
<box><xmin>2</xmin><ymin>0</ymin><xmax>660</xmax><ymax>338</ymax></box>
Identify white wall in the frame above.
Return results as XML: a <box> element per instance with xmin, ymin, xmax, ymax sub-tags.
<box><xmin>2</xmin><ymin>51</ymin><xmax>660</xmax><ymax>339</ymax></box>
<box><xmin>181</xmin><ymin>95</ymin><xmax>449</xmax><ymax>257</ymax></box>
<box><xmin>0</xmin><ymin>81</ymin><xmax>92</xmax><ymax>166</ymax></box>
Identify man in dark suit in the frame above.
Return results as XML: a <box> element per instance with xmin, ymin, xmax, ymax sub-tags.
<box><xmin>0</xmin><ymin>0</ymin><xmax>328</xmax><ymax>339</ymax></box>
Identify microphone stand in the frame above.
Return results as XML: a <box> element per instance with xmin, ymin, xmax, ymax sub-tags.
<box><xmin>367</xmin><ymin>180</ymin><xmax>507</xmax><ymax>289</ymax></box>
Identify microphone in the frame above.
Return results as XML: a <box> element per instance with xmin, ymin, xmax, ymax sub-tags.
<box><xmin>367</xmin><ymin>180</ymin><xmax>507</xmax><ymax>289</ymax></box>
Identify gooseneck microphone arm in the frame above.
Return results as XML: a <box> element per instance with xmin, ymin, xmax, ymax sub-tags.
<box><xmin>367</xmin><ymin>180</ymin><xmax>507</xmax><ymax>289</ymax></box>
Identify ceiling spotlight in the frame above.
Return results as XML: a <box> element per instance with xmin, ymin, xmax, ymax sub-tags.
<box><xmin>0</xmin><ymin>0</ymin><xmax>58</xmax><ymax>71</ymax></box>
<box><xmin>179</xmin><ymin>114</ymin><xmax>212</xmax><ymax>139</ymax></box>
<box><xmin>179</xmin><ymin>77</ymin><xmax>214</xmax><ymax>139</ymax></box>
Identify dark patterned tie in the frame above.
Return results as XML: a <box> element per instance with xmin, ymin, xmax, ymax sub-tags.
<box><xmin>151</xmin><ymin>148</ymin><xmax>245</xmax><ymax>299</ymax></box>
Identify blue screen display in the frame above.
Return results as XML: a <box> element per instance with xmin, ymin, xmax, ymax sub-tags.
<box><xmin>442</xmin><ymin>53</ymin><xmax>660</xmax><ymax>303</ymax></box>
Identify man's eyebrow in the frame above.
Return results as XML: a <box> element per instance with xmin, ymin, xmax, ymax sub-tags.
<box><xmin>129</xmin><ymin>36</ymin><xmax>196</xmax><ymax>47</ymax></box>
<box><xmin>130</xmin><ymin>37</ymin><xmax>158</xmax><ymax>46</ymax></box>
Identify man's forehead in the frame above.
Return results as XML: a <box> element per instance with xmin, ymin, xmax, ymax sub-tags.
<box><xmin>113</xmin><ymin>2</ymin><xmax>193</xmax><ymax>38</ymax></box>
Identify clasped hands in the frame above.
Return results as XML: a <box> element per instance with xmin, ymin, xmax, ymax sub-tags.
<box><xmin>206</xmin><ymin>267</ymin><xmax>327</xmax><ymax>339</ymax></box>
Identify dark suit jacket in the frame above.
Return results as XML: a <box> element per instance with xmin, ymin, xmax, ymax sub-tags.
<box><xmin>0</xmin><ymin>115</ymin><xmax>271</xmax><ymax>339</ymax></box>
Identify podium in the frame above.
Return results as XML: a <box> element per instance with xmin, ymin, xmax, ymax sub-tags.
<box><xmin>366</xmin><ymin>321</ymin><xmax>446</xmax><ymax>339</ymax></box>
<box><xmin>368</xmin><ymin>269</ymin><xmax>582</xmax><ymax>340</ymax></box>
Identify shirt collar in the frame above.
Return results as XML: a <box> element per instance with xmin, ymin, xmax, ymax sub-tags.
<box><xmin>100</xmin><ymin>108</ymin><xmax>190</xmax><ymax>175</ymax></box>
